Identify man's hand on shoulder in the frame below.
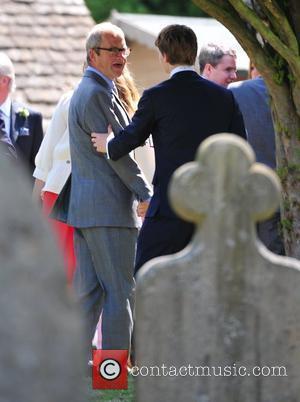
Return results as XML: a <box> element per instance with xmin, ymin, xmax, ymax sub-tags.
<box><xmin>91</xmin><ymin>124</ymin><xmax>113</xmax><ymax>153</ymax></box>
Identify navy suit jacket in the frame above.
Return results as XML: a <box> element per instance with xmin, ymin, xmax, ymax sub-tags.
<box><xmin>10</xmin><ymin>101</ymin><xmax>43</xmax><ymax>175</ymax></box>
<box><xmin>108</xmin><ymin>71</ymin><xmax>246</xmax><ymax>219</ymax></box>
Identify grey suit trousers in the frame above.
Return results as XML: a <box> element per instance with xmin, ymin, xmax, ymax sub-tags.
<box><xmin>73</xmin><ymin>226</ymin><xmax>137</xmax><ymax>356</ymax></box>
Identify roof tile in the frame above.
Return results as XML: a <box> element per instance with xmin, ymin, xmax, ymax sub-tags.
<box><xmin>0</xmin><ymin>0</ymin><xmax>95</xmax><ymax>127</ymax></box>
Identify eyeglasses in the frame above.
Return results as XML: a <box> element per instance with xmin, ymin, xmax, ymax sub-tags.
<box><xmin>93</xmin><ymin>47</ymin><xmax>131</xmax><ymax>57</ymax></box>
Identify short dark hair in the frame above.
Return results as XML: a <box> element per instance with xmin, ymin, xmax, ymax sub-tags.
<box><xmin>155</xmin><ymin>24</ymin><xmax>197</xmax><ymax>66</ymax></box>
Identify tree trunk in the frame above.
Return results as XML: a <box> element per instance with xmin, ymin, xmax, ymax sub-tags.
<box><xmin>271</xmin><ymin>94</ymin><xmax>300</xmax><ymax>258</ymax></box>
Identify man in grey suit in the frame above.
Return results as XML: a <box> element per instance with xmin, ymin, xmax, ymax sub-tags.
<box><xmin>65</xmin><ymin>22</ymin><xmax>152</xmax><ymax>359</ymax></box>
<box><xmin>229</xmin><ymin>71</ymin><xmax>285</xmax><ymax>255</ymax></box>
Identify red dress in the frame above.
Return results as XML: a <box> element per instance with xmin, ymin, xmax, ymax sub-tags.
<box><xmin>42</xmin><ymin>191</ymin><xmax>76</xmax><ymax>284</ymax></box>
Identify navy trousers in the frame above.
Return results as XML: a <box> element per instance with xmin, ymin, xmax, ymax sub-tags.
<box><xmin>135</xmin><ymin>216</ymin><xmax>194</xmax><ymax>274</ymax></box>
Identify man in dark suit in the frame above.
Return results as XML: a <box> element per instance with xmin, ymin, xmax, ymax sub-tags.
<box><xmin>92</xmin><ymin>24</ymin><xmax>246</xmax><ymax>273</ymax></box>
<box><xmin>0</xmin><ymin>52</ymin><xmax>43</xmax><ymax>175</ymax></box>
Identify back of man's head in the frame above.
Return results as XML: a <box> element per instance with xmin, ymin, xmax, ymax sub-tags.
<box><xmin>155</xmin><ymin>24</ymin><xmax>197</xmax><ymax>66</ymax></box>
<box><xmin>0</xmin><ymin>52</ymin><xmax>16</xmax><ymax>94</ymax></box>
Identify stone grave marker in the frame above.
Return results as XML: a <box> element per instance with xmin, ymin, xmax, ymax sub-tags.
<box><xmin>135</xmin><ymin>134</ymin><xmax>300</xmax><ymax>402</ymax></box>
<box><xmin>0</xmin><ymin>146</ymin><xmax>86</xmax><ymax>402</ymax></box>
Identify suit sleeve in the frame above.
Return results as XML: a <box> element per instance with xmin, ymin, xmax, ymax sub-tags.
<box><xmin>84</xmin><ymin>90</ymin><xmax>152</xmax><ymax>201</ymax></box>
<box><xmin>108</xmin><ymin>89</ymin><xmax>155</xmax><ymax>160</ymax></box>
<box><xmin>30</xmin><ymin>111</ymin><xmax>44</xmax><ymax>174</ymax></box>
<box><xmin>228</xmin><ymin>92</ymin><xmax>247</xmax><ymax>140</ymax></box>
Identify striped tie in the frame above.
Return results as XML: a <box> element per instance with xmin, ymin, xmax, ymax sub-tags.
<box><xmin>0</xmin><ymin>110</ymin><xmax>5</xmax><ymax>132</ymax></box>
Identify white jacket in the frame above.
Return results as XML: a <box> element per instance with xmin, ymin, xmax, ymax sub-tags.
<box><xmin>33</xmin><ymin>92</ymin><xmax>72</xmax><ymax>194</ymax></box>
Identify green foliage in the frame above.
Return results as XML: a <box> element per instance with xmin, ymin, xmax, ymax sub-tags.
<box><xmin>288</xmin><ymin>73</ymin><xmax>296</xmax><ymax>83</ymax></box>
<box><xmin>85</xmin><ymin>0</ymin><xmax>206</xmax><ymax>22</ymax></box>
<box><xmin>290</xmin><ymin>166</ymin><xmax>300</xmax><ymax>187</ymax></box>
<box><xmin>138</xmin><ymin>0</ymin><xmax>205</xmax><ymax>16</ymax></box>
<box><xmin>276</xmin><ymin>166</ymin><xmax>289</xmax><ymax>181</ymax></box>
<box><xmin>273</xmin><ymin>69</ymin><xmax>285</xmax><ymax>85</ymax></box>
<box><xmin>282</xmin><ymin>198</ymin><xmax>291</xmax><ymax>212</ymax></box>
<box><xmin>271</xmin><ymin>54</ymin><xmax>287</xmax><ymax>85</ymax></box>
<box><xmin>277</xmin><ymin>163</ymin><xmax>300</xmax><ymax>182</ymax></box>
<box><xmin>85</xmin><ymin>374</ymin><xmax>134</xmax><ymax>401</ymax></box>
<box><xmin>281</xmin><ymin>217</ymin><xmax>293</xmax><ymax>232</ymax></box>
<box><xmin>84</xmin><ymin>0</ymin><xmax>146</xmax><ymax>22</ymax></box>
<box><xmin>275</xmin><ymin>120</ymin><xmax>290</xmax><ymax>138</ymax></box>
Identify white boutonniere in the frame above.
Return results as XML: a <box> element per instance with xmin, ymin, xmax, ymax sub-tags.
<box><xmin>17</xmin><ymin>107</ymin><xmax>30</xmax><ymax>119</ymax></box>
<box><xmin>17</xmin><ymin>107</ymin><xmax>30</xmax><ymax>136</ymax></box>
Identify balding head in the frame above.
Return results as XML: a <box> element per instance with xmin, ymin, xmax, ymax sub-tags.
<box><xmin>86</xmin><ymin>22</ymin><xmax>125</xmax><ymax>65</ymax></box>
<box><xmin>0</xmin><ymin>52</ymin><xmax>16</xmax><ymax>96</ymax></box>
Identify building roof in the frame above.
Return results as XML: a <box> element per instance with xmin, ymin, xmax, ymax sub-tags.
<box><xmin>0</xmin><ymin>0</ymin><xmax>94</xmax><ymax>124</ymax></box>
<box><xmin>110</xmin><ymin>10</ymin><xmax>249</xmax><ymax>72</ymax></box>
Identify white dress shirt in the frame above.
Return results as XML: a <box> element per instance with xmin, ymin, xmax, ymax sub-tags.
<box><xmin>169</xmin><ymin>65</ymin><xmax>196</xmax><ymax>78</ymax></box>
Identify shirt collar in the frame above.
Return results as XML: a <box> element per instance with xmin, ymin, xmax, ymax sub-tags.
<box><xmin>86</xmin><ymin>66</ymin><xmax>115</xmax><ymax>92</ymax></box>
<box><xmin>0</xmin><ymin>96</ymin><xmax>12</xmax><ymax>117</ymax></box>
<box><xmin>169</xmin><ymin>65</ymin><xmax>196</xmax><ymax>78</ymax></box>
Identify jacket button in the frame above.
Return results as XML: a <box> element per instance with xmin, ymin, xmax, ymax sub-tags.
<box><xmin>66</xmin><ymin>160</ymin><xmax>70</xmax><ymax>164</ymax></box>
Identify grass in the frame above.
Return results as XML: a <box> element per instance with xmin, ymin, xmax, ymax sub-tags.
<box><xmin>85</xmin><ymin>374</ymin><xmax>135</xmax><ymax>402</ymax></box>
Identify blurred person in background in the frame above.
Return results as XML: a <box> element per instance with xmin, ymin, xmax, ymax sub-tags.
<box><xmin>199</xmin><ymin>43</ymin><xmax>237</xmax><ymax>88</ymax></box>
<box><xmin>0</xmin><ymin>52</ymin><xmax>43</xmax><ymax>178</ymax></box>
<box><xmin>228</xmin><ymin>62</ymin><xmax>285</xmax><ymax>255</ymax></box>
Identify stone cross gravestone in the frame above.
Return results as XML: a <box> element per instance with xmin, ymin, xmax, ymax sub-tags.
<box><xmin>135</xmin><ymin>134</ymin><xmax>300</xmax><ymax>402</ymax></box>
<box><xmin>0</xmin><ymin>146</ymin><xmax>85</xmax><ymax>402</ymax></box>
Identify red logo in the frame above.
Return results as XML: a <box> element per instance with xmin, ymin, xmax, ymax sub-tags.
<box><xmin>92</xmin><ymin>349</ymin><xmax>128</xmax><ymax>389</ymax></box>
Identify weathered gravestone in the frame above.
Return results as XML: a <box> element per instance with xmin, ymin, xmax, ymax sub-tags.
<box><xmin>0</xmin><ymin>146</ymin><xmax>86</xmax><ymax>402</ymax></box>
<box><xmin>135</xmin><ymin>134</ymin><xmax>300</xmax><ymax>402</ymax></box>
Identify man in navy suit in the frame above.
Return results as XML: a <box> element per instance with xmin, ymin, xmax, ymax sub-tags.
<box><xmin>0</xmin><ymin>53</ymin><xmax>43</xmax><ymax>176</ymax></box>
<box><xmin>92</xmin><ymin>24</ymin><xmax>247</xmax><ymax>273</ymax></box>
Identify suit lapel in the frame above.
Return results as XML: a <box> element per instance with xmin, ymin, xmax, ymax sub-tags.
<box><xmin>112</xmin><ymin>93</ymin><xmax>130</xmax><ymax>126</ymax></box>
<box><xmin>84</xmin><ymin>69</ymin><xmax>131</xmax><ymax>126</ymax></box>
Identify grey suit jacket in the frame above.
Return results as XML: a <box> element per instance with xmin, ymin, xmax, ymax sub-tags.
<box><xmin>229</xmin><ymin>77</ymin><xmax>276</xmax><ymax>169</ymax></box>
<box><xmin>229</xmin><ymin>78</ymin><xmax>284</xmax><ymax>255</ymax></box>
<box><xmin>64</xmin><ymin>69</ymin><xmax>151</xmax><ymax>228</ymax></box>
